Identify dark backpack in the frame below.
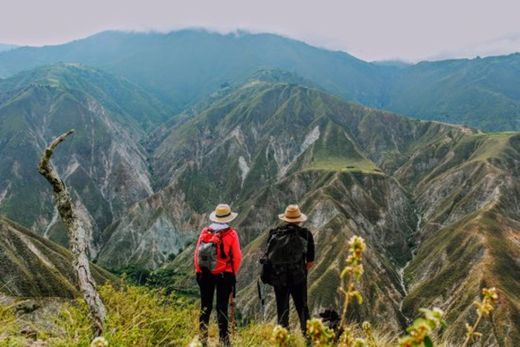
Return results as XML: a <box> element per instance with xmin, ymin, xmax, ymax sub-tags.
<box><xmin>197</xmin><ymin>228</ymin><xmax>228</xmax><ymax>273</ymax></box>
<box><xmin>261</xmin><ymin>225</ymin><xmax>308</xmax><ymax>286</ymax></box>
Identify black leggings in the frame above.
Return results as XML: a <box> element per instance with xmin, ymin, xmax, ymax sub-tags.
<box><xmin>197</xmin><ymin>272</ymin><xmax>235</xmax><ymax>343</ymax></box>
<box><xmin>274</xmin><ymin>279</ymin><xmax>310</xmax><ymax>333</ymax></box>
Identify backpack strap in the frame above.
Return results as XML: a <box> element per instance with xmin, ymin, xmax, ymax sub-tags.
<box><xmin>265</xmin><ymin>228</ymin><xmax>276</xmax><ymax>255</ymax></box>
<box><xmin>217</xmin><ymin>228</ymin><xmax>232</xmax><ymax>260</ymax></box>
<box><xmin>220</xmin><ymin>237</ymin><xmax>227</xmax><ymax>259</ymax></box>
<box><xmin>228</xmin><ymin>230</ymin><xmax>234</xmax><ymax>274</ymax></box>
<box><xmin>223</xmin><ymin>228</ymin><xmax>237</xmax><ymax>273</ymax></box>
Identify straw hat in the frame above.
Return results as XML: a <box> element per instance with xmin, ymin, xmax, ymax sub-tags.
<box><xmin>209</xmin><ymin>204</ymin><xmax>238</xmax><ymax>223</ymax></box>
<box><xmin>278</xmin><ymin>204</ymin><xmax>308</xmax><ymax>223</ymax></box>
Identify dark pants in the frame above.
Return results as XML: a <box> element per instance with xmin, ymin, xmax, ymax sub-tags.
<box><xmin>274</xmin><ymin>279</ymin><xmax>310</xmax><ymax>333</ymax></box>
<box><xmin>197</xmin><ymin>272</ymin><xmax>235</xmax><ymax>345</ymax></box>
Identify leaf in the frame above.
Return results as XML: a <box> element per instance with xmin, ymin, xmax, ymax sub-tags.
<box><xmin>352</xmin><ymin>291</ymin><xmax>363</xmax><ymax>304</ymax></box>
<box><xmin>424</xmin><ymin>336</ymin><xmax>433</xmax><ymax>347</ymax></box>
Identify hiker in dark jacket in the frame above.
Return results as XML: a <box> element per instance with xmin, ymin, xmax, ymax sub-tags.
<box><xmin>265</xmin><ymin>204</ymin><xmax>315</xmax><ymax>334</ymax></box>
<box><xmin>194</xmin><ymin>203</ymin><xmax>242</xmax><ymax>347</ymax></box>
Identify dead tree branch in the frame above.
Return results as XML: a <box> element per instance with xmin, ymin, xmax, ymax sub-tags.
<box><xmin>38</xmin><ymin>129</ymin><xmax>106</xmax><ymax>336</ymax></box>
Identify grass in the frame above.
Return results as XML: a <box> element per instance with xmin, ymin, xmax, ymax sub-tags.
<box><xmin>7</xmin><ymin>284</ymin><xmax>198</xmax><ymax>347</ymax></box>
<box><xmin>303</xmin><ymin>118</ymin><xmax>384</xmax><ymax>174</ymax></box>
<box><xmin>0</xmin><ymin>245</ymin><xmax>504</xmax><ymax>347</ymax></box>
<box><xmin>0</xmin><ymin>301</ymin><xmax>20</xmax><ymax>346</ymax></box>
<box><xmin>306</xmin><ymin>158</ymin><xmax>381</xmax><ymax>174</ymax></box>
<box><xmin>0</xmin><ymin>284</ymin><xmax>305</xmax><ymax>347</ymax></box>
<box><xmin>467</xmin><ymin>132</ymin><xmax>517</xmax><ymax>162</ymax></box>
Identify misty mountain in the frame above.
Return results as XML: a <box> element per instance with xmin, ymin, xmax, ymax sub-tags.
<box><xmin>0</xmin><ymin>30</ymin><xmax>389</xmax><ymax>113</ymax></box>
<box><xmin>0</xmin><ymin>44</ymin><xmax>17</xmax><ymax>53</ymax></box>
<box><xmin>386</xmin><ymin>53</ymin><xmax>520</xmax><ymax>131</ymax></box>
<box><xmin>0</xmin><ymin>30</ymin><xmax>518</xmax><ymax>130</ymax></box>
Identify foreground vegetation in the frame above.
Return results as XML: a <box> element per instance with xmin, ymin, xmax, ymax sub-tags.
<box><xmin>0</xmin><ymin>284</ymin><xmax>196</xmax><ymax>347</ymax></box>
<box><xmin>0</xmin><ymin>236</ymin><xmax>499</xmax><ymax>347</ymax></box>
<box><xmin>0</xmin><ymin>283</ymin><xmax>298</xmax><ymax>347</ymax></box>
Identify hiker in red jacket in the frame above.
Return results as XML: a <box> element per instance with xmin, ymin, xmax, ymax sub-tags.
<box><xmin>194</xmin><ymin>203</ymin><xmax>242</xmax><ymax>347</ymax></box>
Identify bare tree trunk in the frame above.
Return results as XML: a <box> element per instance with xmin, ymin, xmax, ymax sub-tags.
<box><xmin>38</xmin><ymin>129</ymin><xmax>106</xmax><ymax>336</ymax></box>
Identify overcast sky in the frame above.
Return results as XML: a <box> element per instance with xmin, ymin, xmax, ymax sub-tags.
<box><xmin>1</xmin><ymin>0</ymin><xmax>519</xmax><ymax>62</ymax></box>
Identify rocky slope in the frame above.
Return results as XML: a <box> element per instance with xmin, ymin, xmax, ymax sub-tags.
<box><xmin>1</xmin><ymin>65</ymin><xmax>518</xmax><ymax>344</ymax></box>
<box><xmin>0</xmin><ymin>216</ymin><xmax>113</xmax><ymax>298</ymax></box>
<box><xmin>96</xmin><ymin>182</ymin><xmax>205</xmax><ymax>270</ymax></box>
<box><xmin>0</xmin><ymin>64</ymin><xmax>170</xmax><ymax>255</ymax></box>
<box><xmin>400</xmin><ymin>132</ymin><xmax>520</xmax><ymax>345</ymax></box>
<box><xmin>98</xmin><ymin>79</ymin><xmax>519</xmax><ymax>343</ymax></box>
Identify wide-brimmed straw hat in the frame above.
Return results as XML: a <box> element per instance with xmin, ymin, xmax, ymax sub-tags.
<box><xmin>209</xmin><ymin>204</ymin><xmax>238</xmax><ymax>223</ymax></box>
<box><xmin>278</xmin><ymin>204</ymin><xmax>308</xmax><ymax>223</ymax></box>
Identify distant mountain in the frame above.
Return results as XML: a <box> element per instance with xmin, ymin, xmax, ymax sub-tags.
<box><xmin>0</xmin><ymin>44</ymin><xmax>17</xmax><ymax>53</ymax></box>
<box><xmin>0</xmin><ymin>30</ymin><xmax>389</xmax><ymax>113</ymax></box>
<box><xmin>97</xmin><ymin>79</ymin><xmax>519</xmax><ymax>344</ymax></box>
<box><xmin>0</xmin><ymin>64</ymin><xmax>171</xmax><ymax>254</ymax></box>
<box><xmin>386</xmin><ymin>54</ymin><xmax>520</xmax><ymax>131</ymax></box>
<box><xmin>0</xmin><ymin>30</ymin><xmax>518</xmax><ymax>130</ymax></box>
<box><xmin>371</xmin><ymin>60</ymin><xmax>411</xmax><ymax>68</ymax></box>
<box><xmin>0</xmin><ymin>216</ymin><xmax>113</xmax><ymax>298</ymax></box>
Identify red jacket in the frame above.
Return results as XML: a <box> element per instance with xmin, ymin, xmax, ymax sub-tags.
<box><xmin>194</xmin><ymin>227</ymin><xmax>242</xmax><ymax>275</ymax></box>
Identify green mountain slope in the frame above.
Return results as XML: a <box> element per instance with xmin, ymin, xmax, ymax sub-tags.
<box><xmin>96</xmin><ymin>80</ymin><xmax>519</xmax><ymax>344</ymax></box>
<box><xmin>0</xmin><ymin>216</ymin><xmax>113</xmax><ymax>298</ymax></box>
<box><xmin>400</xmin><ymin>132</ymin><xmax>520</xmax><ymax>345</ymax></box>
<box><xmin>0</xmin><ymin>30</ymin><xmax>518</xmax><ymax>130</ymax></box>
<box><xmin>385</xmin><ymin>54</ymin><xmax>520</xmax><ymax>131</ymax></box>
<box><xmin>0</xmin><ymin>64</ymin><xmax>518</xmax><ymax>343</ymax></box>
<box><xmin>0</xmin><ymin>63</ymin><xmax>170</xmax><ymax>129</ymax></box>
<box><xmin>0</xmin><ymin>30</ymin><xmax>389</xmax><ymax>113</ymax></box>
<box><xmin>0</xmin><ymin>64</ymin><xmax>171</xmax><ymax>254</ymax></box>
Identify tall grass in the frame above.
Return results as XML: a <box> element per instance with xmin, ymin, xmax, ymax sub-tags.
<box><xmin>0</xmin><ymin>301</ymin><xmax>24</xmax><ymax>347</ymax></box>
<box><xmin>12</xmin><ymin>284</ymin><xmax>197</xmax><ymax>346</ymax></box>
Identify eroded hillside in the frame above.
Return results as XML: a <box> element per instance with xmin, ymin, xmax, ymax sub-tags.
<box><xmin>97</xmin><ymin>79</ymin><xmax>519</xmax><ymax>343</ymax></box>
<box><xmin>1</xmin><ymin>70</ymin><xmax>518</xmax><ymax>344</ymax></box>
<box><xmin>0</xmin><ymin>64</ymin><xmax>171</xmax><ymax>255</ymax></box>
<box><xmin>0</xmin><ymin>216</ymin><xmax>113</xmax><ymax>298</ymax></box>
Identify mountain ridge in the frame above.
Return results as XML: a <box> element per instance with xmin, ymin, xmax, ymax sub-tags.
<box><xmin>0</xmin><ymin>64</ymin><xmax>518</xmax><ymax>344</ymax></box>
<box><xmin>0</xmin><ymin>30</ymin><xmax>518</xmax><ymax>130</ymax></box>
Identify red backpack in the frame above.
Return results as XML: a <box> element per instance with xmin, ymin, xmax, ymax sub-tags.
<box><xmin>197</xmin><ymin>228</ymin><xmax>231</xmax><ymax>273</ymax></box>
